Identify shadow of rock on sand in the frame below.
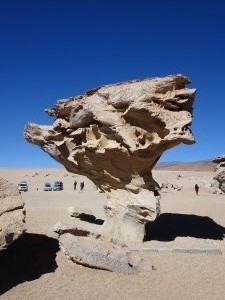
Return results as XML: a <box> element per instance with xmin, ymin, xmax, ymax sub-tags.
<box><xmin>0</xmin><ymin>233</ymin><xmax>59</xmax><ymax>296</ymax></box>
<box><xmin>145</xmin><ymin>213</ymin><xmax>225</xmax><ymax>242</ymax></box>
<box><xmin>79</xmin><ymin>213</ymin><xmax>104</xmax><ymax>225</ymax></box>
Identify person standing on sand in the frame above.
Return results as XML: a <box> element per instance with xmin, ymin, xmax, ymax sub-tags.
<box><xmin>80</xmin><ymin>181</ymin><xmax>84</xmax><ymax>191</ymax></box>
<box><xmin>195</xmin><ymin>184</ymin><xmax>199</xmax><ymax>195</ymax></box>
<box><xmin>73</xmin><ymin>180</ymin><xmax>77</xmax><ymax>190</ymax></box>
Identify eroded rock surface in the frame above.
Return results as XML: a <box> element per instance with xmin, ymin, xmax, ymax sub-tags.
<box><xmin>60</xmin><ymin>233</ymin><xmax>153</xmax><ymax>273</ymax></box>
<box><xmin>0</xmin><ymin>177</ymin><xmax>26</xmax><ymax>251</ymax></box>
<box><xmin>213</xmin><ymin>155</ymin><xmax>225</xmax><ymax>193</ymax></box>
<box><xmin>24</xmin><ymin>75</ymin><xmax>195</xmax><ymax>243</ymax></box>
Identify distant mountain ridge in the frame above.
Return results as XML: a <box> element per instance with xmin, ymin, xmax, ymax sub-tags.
<box><xmin>155</xmin><ymin>159</ymin><xmax>215</xmax><ymax>171</ymax></box>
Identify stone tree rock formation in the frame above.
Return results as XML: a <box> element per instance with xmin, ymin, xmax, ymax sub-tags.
<box><xmin>24</xmin><ymin>75</ymin><xmax>195</xmax><ymax>244</ymax></box>
<box><xmin>0</xmin><ymin>177</ymin><xmax>26</xmax><ymax>251</ymax></box>
<box><xmin>213</xmin><ymin>155</ymin><xmax>225</xmax><ymax>193</ymax></box>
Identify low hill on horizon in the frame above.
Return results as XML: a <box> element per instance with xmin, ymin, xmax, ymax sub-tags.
<box><xmin>155</xmin><ymin>159</ymin><xmax>215</xmax><ymax>172</ymax></box>
<box><xmin>0</xmin><ymin>159</ymin><xmax>217</xmax><ymax>172</ymax></box>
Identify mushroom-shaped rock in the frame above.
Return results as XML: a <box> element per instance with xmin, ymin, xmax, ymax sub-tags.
<box><xmin>24</xmin><ymin>75</ymin><xmax>195</xmax><ymax>243</ymax></box>
<box><xmin>0</xmin><ymin>177</ymin><xmax>26</xmax><ymax>251</ymax></box>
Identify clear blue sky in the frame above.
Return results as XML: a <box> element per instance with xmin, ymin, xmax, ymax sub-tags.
<box><xmin>0</xmin><ymin>0</ymin><xmax>224</xmax><ymax>167</ymax></box>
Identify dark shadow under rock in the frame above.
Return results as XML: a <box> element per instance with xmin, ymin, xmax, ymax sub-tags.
<box><xmin>0</xmin><ymin>233</ymin><xmax>59</xmax><ymax>295</ymax></box>
<box><xmin>145</xmin><ymin>213</ymin><xmax>225</xmax><ymax>242</ymax></box>
<box><xmin>79</xmin><ymin>213</ymin><xmax>104</xmax><ymax>225</ymax></box>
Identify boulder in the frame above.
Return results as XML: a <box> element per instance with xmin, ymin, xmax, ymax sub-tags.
<box><xmin>54</xmin><ymin>220</ymin><xmax>101</xmax><ymax>238</ymax></box>
<box><xmin>67</xmin><ymin>207</ymin><xmax>95</xmax><ymax>220</ymax></box>
<box><xmin>0</xmin><ymin>177</ymin><xmax>26</xmax><ymax>251</ymax></box>
<box><xmin>213</xmin><ymin>155</ymin><xmax>225</xmax><ymax>194</ymax></box>
<box><xmin>58</xmin><ymin>233</ymin><xmax>152</xmax><ymax>273</ymax></box>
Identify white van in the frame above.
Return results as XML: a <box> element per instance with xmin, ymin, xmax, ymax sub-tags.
<box><xmin>18</xmin><ymin>181</ymin><xmax>28</xmax><ymax>192</ymax></box>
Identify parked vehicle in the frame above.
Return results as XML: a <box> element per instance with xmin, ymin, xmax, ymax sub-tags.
<box><xmin>43</xmin><ymin>182</ymin><xmax>52</xmax><ymax>191</ymax></box>
<box><xmin>18</xmin><ymin>180</ymin><xmax>28</xmax><ymax>192</ymax></box>
<box><xmin>53</xmin><ymin>181</ymin><xmax>63</xmax><ymax>191</ymax></box>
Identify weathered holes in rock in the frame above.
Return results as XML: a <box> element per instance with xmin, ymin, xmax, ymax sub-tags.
<box><xmin>123</xmin><ymin>109</ymin><xmax>169</xmax><ymax>138</ymax></box>
<box><xmin>71</xmin><ymin>104</ymin><xmax>83</xmax><ymax>114</ymax></box>
<box><xmin>135</xmin><ymin>129</ymin><xmax>141</xmax><ymax>137</ymax></box>
<box><xmin>138</xmin><ymin>137</ymin><xmax>145</xmax><ymax>146</ymax></box>
<box><xmin>164</xmin><ymin>100</ymin><xmax>180</xmax><ymax>110</ymax></box>
<box><xmin>91</xmin><ymin>127</ymin><xmax>101</xmax><ymax>140</ymax></box>
<box><xmin>149</xmin><ymin>97</ymin><xmax>161</xmax><ymax>105</ymax></box>
<box><xmin>57</xmin><ymin>143</ymin><xmax>70</xmax><ymax>158</ymax></box>
<box><xmin>178</xmin><ymin>94</ymin><xmax>189</xmax><ymax>100</ymax></box>
<box><xmin>72</xmin><ymin>133</ymin><xmax>87</xmax><ymax>146</ymax></box>
<box><xmin>99</xmin><ymin>126</ymin><xmax>113</xmax><ymax>135</ymax></box>
<box><xmin>109</xmin><ymin>101</ymin><xmax>129</xmax><ymax>110</ymax></box>
<box><xmin>48</xmin><ymin>132</ymin><xmax>64</xmax><ymax>141</ymax></box>
<box><xmin>139</xmin><ymin>211</ymin><xmax>149</xmax><ymax>218</ymax></box>
<box><xmin>89</xmin><ymin>119</ymin><xmax>102</xmax><ymax>127</ymax></box>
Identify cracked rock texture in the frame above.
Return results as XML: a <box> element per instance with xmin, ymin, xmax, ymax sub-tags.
<box><xmin>58</xmin><ymin>233</ymin><xmax>152</xmax><ymax>273</ymax></box>
<box><xmin>0</xmin><ymin>177</ymin><xmax>26</xmax><ymax>251</ymax></box>
<box><xmin>213</xmin><ymin>155</ymin><xmax>225</xmax><ymax>193</ymax></box>
<box><xmin>25</xmin><ymin>75</ymin><xmax>195</xmax><ymax>243</ymax></box>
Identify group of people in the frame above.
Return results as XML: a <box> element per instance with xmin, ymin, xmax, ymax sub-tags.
<box><xmin>73</xmin><ymin>180</ymin><xmax>84</xmax><ymax>191</ymax></box>
<box><xmin>36</xmin><ymin>180</ymin><xmax>199</xmax><ymax>194</ymax></box>
<box><xmin>74</xmin><ymin>180</ymin><xmax>199</xmax><ymax>194</ymax></box>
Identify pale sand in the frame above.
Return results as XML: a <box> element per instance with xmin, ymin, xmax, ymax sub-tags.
<box><xmin>0</xmin><ymin>168</ymin><xmax>225</xmax><ymax>300</ymax></box>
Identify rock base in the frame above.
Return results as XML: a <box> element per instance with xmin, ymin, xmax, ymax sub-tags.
<box><xmin>54</xmin><ymin>208</ymin><xmax>153</xmax><ymax>273</ymax></box>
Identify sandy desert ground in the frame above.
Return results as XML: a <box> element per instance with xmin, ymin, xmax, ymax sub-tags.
<box><xmin>0</xmin><ymin>167</ymin><xmax>225</xmax><ymax>300</ymax></box>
